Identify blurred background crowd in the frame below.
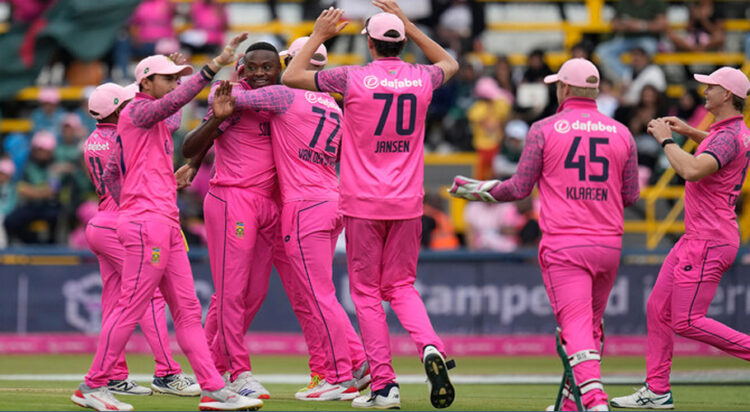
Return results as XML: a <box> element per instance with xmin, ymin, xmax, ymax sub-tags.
<box><xmin>0</xmin><ymin>0</ymin><xmax>749</xmax><ymax>252</ymax></box>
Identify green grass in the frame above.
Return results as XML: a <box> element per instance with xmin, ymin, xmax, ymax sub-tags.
<box><xmin>1</xmin><ymin>355</ymin><xmax>749</xmax><ymax>411</ymax></box>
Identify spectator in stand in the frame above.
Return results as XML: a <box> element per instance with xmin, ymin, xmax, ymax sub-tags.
<box><xmin>667</xmin><ymin>0</ymin><xmax>724</xmax><ymax>52</ymax></box>
<box><xmin>492</xmin><ymin>55</ymin><xmax>516</xmax><ymax>100</ymax></box>
<box><xmin>670</xmin><ymin>88</ymin><xmax>710</xmax><ymax>129</ymax></box>
<box><xmin>68</xmin><ymin>200</ymin><xmax>98</xmax><ymax>250</ymax></box>
<box><xmin>434</xmin><ymin>0</ymin><xmax>485</xmax><ymax>55</ymax></box>
<box><xmin>53</xmin><ymin>114</ymin><xmax>91</xmax><ymax>227</ymax></box>
<box><xmin>31</xmin><ymin>87</ymin><xmax>66</xmax><ymax>138</ymax></box>
<box><xmin>516</xmin><ymin>49</ymin><xmax>555</xmax><ymax>122</ymax></box>
<box><xmin>441</xmin><ymin>57</ymin><xmax>482</xmax><ymax>151</ymax></box>
<box><xmin>4</xmin><ymin>132</ymin><xmax>61</xmax><ymax>244</ymax></box>
<box><xmin>468</xmin><ymin>77</ymin><xmax>511</xmax><ymax>180</ymax></box>
<box><xmin>619</xmin><ymin>84</ymin><xmax>668</xmax><ymax>182</ymax></box>
<box><xmin>0</xmin><ymin>159</ymin><xmax>17</xmax><ymax>249</ymax></box>
<box><xmin>621</xmin><ymin>46</ymin><xmax>666</xmax><ymax>106</ymax></box>
<box><xmin>596</xmin><ymin>78</ymin><xmax>620</xmax><ymax>118</ymax></box>
<box><xmin>113</xmin><ymin>0</ymin><xmax>176</xmax><ymax>80</ymax></box>
<box><xmin>181</xmin><ymin>0</ymin><xmax>228</xmax><ymax>55</ymax></box>
<box><xmin>421</xmin><ymin>193</ymin><xmax>459</xmax><ymax>251</ymax></box>
<box><xmin>463</xmin><ymin>195</ymin><xmax>539</xmax><ymax>252</ymax></box>
<box><xmin>496</xmin><ymin>119</ymin><xmax>529</xmax><ymax>170</ymax></box>
<box><xmin>595</xmin><ymin>0</ymin><xmax>668</xmax><ymax>82</ymax></box>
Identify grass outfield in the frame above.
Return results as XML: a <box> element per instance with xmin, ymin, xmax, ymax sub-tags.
<box><xmin>1</xmin><ymin>354</ymin><xmax>749</xmax><ymax>411</ymax></box>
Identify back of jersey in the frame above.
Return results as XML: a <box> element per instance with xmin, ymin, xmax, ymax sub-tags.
<box><xmin>337</xmin><ymin>58</ymin><xmax>443</xmax><ymax>220</ymax></box>
<box><xmin>537</xmin><ymin>99</ymin><xmax>635</xmax><ymax>236</ymax></box>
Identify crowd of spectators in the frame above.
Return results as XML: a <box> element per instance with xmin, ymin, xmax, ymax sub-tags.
<box><xmin>0</xmin><ymin>0</ymin><xmax>748</xmax><ymax>249</ymax></box>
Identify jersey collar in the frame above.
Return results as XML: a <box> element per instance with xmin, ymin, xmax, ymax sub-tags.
<box><xmin>709</xmin><ymin>115</ymin><xmax>744</xmax><ymax>131</ymax></box>
<box><xmin>373</xmin><ymin>57</ymin><xmax>402</xmax><ymax>63</ymax></box>
<box><xmin>96</xmin><ymin>123</ymin><xmax>117</xmax><ymax>129</ymax></box>
<box><xmin>556</xmin><ymin>97</ymin><xmax>597</xmax><ymax>113</ymax></box>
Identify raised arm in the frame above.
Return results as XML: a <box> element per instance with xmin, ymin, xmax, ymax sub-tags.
<box><xmin>181</xmin><ymin>80</ymin><xmax>236</xmax><ymax>158</ymax></box>
<box><xmin>282</xmin><ymin>7</ymin><xmax>349</xmax><ymax>91</ymax></box>
<box><xmin>373</xmin><ymin>0</ymin><xmax>458</xmax><ymax>84</ymax></box>
<box><xmin>130</xmin><ymin>33</ymin><xmax>248</xmax><ymax>129</ymax></box>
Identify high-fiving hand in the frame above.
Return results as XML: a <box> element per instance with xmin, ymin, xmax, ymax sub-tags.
<box><xmin>212</xmin><ymin>81</ymin><xmax>236</xmax><ymax>121</ymax></box>
<box><xmin>311</xmin><ymin>7</ymin><xmax>349</xmax><ymax>42</ymax></box>
<box><xmin>215</xmin><ymin>32</ymin><xmax>249</xmax><ymax>66</ymax></box>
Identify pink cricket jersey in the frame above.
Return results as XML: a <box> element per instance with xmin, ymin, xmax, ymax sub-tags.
<box><xmin>315</xmin><ymin>57</ymin><xmax>444</xmax><ymax>219</ymax></box>
<box><xmin>206</xmin><ymin>80</ymin><xmax>276</xmax><ymax>197</ymax></box>
<box><xmin>490</xmin><ymin>98</ymin><xmax>640</xmax><ymax>236</ymax></box>
<box><xmin>231</xmin><ymin>85</ymin><xmax>341</xmax><ymax>203</ymax></box>
<box><xmin>84</xmin><ymin>124</ymin><xmax>119</xmax><ymax>213</ymax></box>
<box><xmin>117</xmin><ymin>72</ymin><xmax>211</xmax><ymax>227</ymax></box>
<box><xmin>685</xmin><ymin>115</ymin><xmax>750</xmax><ymax>246</ymax></box>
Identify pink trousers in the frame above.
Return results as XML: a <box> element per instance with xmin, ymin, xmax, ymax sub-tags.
<box><xmin>345</xmin><ymin>216</ymin><xmax>445</xmax><ymax>391</ymax></box>
<box><xmin>282</xmin><ymin>200</ymin><xmax>366</xmax><ymax>384</ymax></box>
<box><xmin>86</xmin><ymin>212</ymin><xmax>181</xmax><ymax>379</ymax></box>
<box><xmin>85</xmin><ymin>219</ymin><xmax>224</xmax><ymax>392</ymax></box>
<box><xmin>538</xmin><ymin>234</ymin><xmax>622</xmax><ymax>410</ymax></box>
<box><xmin>202</xmin><ymin>187</ymin><xmax>328</xmax><ymax>380</ymax></box>
<box><xmin>646</xmin><ymin>237</ymin><xmax>750</xmax><ymax>394</ymax></box>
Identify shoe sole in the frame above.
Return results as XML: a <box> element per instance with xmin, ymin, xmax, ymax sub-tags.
<box><xmin>610</xmin><ymin>402</ymin><xmax>674</xmax><ymax>410</ymax></box>
<box><xmin>351</xmin><ymin>402</ymin><xmax>401</xmax><ymax>409</ymax></box>
<box><xmin>151</xmin><ymin>385</ymin><xmax>201</xmax><ymax>397</ymax></box>
<box><xmin>424</xmin><ymin>353</ymin><xmax>455</xmax><ymax>409</ymax></box>
<box><xmin>109</xmin><ymin>390</ymin><xmax>152</xmax><ymax>396</ymax></box>
<box><xmin>198</xmin><ymin>401</ymin><xmax>263</xmax><ymax>411</ymax></box>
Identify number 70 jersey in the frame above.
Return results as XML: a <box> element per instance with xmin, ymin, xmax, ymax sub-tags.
<box><xmin>536</xmin><ymin>98</ymin><xmax>637</xmax><ymax>236</ymax></box>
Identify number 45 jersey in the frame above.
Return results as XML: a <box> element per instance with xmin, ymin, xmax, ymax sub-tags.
<box><xmin>493</xmin><ymin>97</ymin><xmax>640</xmax><ymax>237</ymax></box>
<box><xmin>686</xmin><ymin>116</ymin><xmax>750</xmax><ymax>247</ymax></box>
<box><xmin>315</xmin><ymin>57</ymin><xmax>445</xmax><ymax>220</ymax></box>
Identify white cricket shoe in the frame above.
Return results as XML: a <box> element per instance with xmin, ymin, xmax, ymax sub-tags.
<box><xmin>198</xmin><ymin>387</ymin><xmax>263</xmax><ymax>411</ymax></box>
<box><xmin>448</xmin><ymin>175</ymin><xmax>499</xmax><ymax>202</ymax></box>
<box><xmin>151</xmin><ymin>373</ymin><xmax>201</xmax><ymax>396</ymax></box>
<box><xmin>352</xmin><ymin>383</ymin><xmax>401</xmax><ymax>409</ymax></box>
<box><xmin>423</xmin><ymin>345</ymin><xmax>455</xmax><ymax>409</ymax></box>
<box><xmin>297</xmin><ymin>379</ymin><xmax>359</xmax><ymax>401</ymax></box>
<box><xmin>107</xmin><ymin>378</ymin><xmax>152</xmax><ymax>396</ymax></box>
<box><xmin>610</xmin><ymin>385</ymin><xmax>674</xmax><ymax>409</ymax></box>
<box><xmin>295</xmin><ymin>373</ymin><xmax>324</xmax><ymax>399</ymax></box>
<box><xmin>228</xmin><ymin>371</ymin><xmax>270</xmax><ymax>399</ymax></box>
<box><xmin>71</xmin><ymin>383</ymin><xmax>133</xmax><ymax>411</ymax></box>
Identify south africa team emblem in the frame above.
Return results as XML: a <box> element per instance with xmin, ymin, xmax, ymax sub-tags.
<box><xmin>235</xmin><ymin>222</ymin><xmax>245</xmax><ymax>238</ymax></box>
<box><xmin>151</xmin><ymin>247</ymin><xmax>161</xmax><ymax>264</ymax></box>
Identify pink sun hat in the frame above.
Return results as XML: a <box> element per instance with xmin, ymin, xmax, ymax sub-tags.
<box><xmin>694</xmin><ymin>67</ymin><xmax>750</xmax><ymax>99</ymax></box>
<box><xmin>0</xmin><ymin>158</ymin><xmax>15</xmax><ymax>176</ymax></box>
<box><xmin>279</xmin><ymin>36</ymin><xmax>328</xmax><ymax>66</ymax></box>
<box><xmin>361</xmin><ymin>12</ymin><xmax>405</xmax><ymax>43</ymax></box>
<box><xmin>88</xmin><ymin>83</ymin><xmax>137</xmax><ymax>120</ymax></box>
<box><xmin>544</xmin><ymin>58</ymin><xmax>600</xmax><ymax>89</ymax></box>
<box><xmin>31</xmin><ymin>130</ymin><xmax>57</xmax><ymax>151</ymax></box>
<box><xmin>135</xmin><ymin>55</ymin><xmax>194</xmax><ymax>83</ymax></box>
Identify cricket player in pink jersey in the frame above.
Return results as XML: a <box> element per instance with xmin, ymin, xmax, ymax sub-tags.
<box><xmin>611</xmin><ymin>68</ymin><xmax>750</xmax><ymax>409</ymax></box>
<box><xmin>450</xmin><ymin>58</ymin><xmax>640</xmax><ymax>411</ymax></box>
<box><xmin>283</xmin><ymin>2</ymin><xmax>459</xmax><ymax>408</ymax></box>
<box><xmin>181</xmin><ymin>40</ymin><xmax>369</xmax><ymax>401</ymax></box>
<box><xmin>210</xmin><ymin>36</ymin><xmax>371</xmax><ymax>401</ymax></box>
<box><xmin>72</xmin><ymin>33</ymin><xmax>264</xmax><ymax>412</ymax></box>
<box><xmin>81</xmin><ymin>82</ymin><xmax>199</xmax><ymax>399</ymax></box>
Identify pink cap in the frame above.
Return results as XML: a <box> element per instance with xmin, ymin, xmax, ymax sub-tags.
<box><xmin>694</xmin><ymin>67</ymin><xmax>750</xmax><ymax>99</ymax></box>
<box><xmin>135</xmin><ymin>55</ymin><xmax>194</xmax><ymax>83</ymax></box>
<box><xmin>0</xmin><ymin>159</ymin><xmax>15</xmax><ymax>176</ymax></box>
<box><xmin>474</xmin><ymin>77</ymin><xmax>503</xmax><ymax>100</ymax></box>
<box><xmin>88</xmin><ymin>83</ymin><xmax>137</xmax><ymax>120</ymax></box>
<box><xmin>38</xmin><ymin>87</ymin><xmax>61</xmax><ymax>104</ymax></box>
<box><xmin>31</xmin><ymin>131</ymin><xmax>57</xmax><ymax>151</ymax></box>
<box><xmin>280</xmin><ymin>36</ymin><xmax>328</xmax><ymax>66</ymax></box>
<box><xmin>544</xmin><ymin>58</ymin><xmax>600</xmax><ymax>89</ymax></box>
<box><xmin>361</xmin><ymin>12</ymin><xmax>405</xmax><ymax>43</ymax></box>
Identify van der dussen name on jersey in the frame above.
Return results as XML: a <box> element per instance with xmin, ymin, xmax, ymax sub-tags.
<box><xmin>375</xmin><ymin>140</ymin><xmax>410</xmax><ymax>153</ymax></box>
<box><xmin>298</xmin><ymin>148</ymin><xmax>336</xmax><ymax>166</ymax></box>
<box><xmin>566</xmin><ymin>186</ymin><xmax>608</xmax><ymax>202</ymax></box>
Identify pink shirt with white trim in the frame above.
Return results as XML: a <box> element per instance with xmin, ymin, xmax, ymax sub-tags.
<box><xmin>315</xmin><ymin>57</ymin><xmax>444</xmax><ymax>219</ymax></box>
<box><xmin>685</xmin><ymin>115</ymin><xmax>750</xmax><ymax>246</ymax></box>
<box><xmin>489</xmin><ymin>98</ymin><xmax>640</xmax><ymax>236</ymax></box>
<box><xmin>206</xmin><ymin>80</ymin><xmax>276</xmax><ymax>197</ymax></box>
<box><xmin>84</xmin><ymin>124</ymin><xmax>118</xmax><ymax>213</ymax></box>
<box><xmin>231</xmin><ymin>85</ymin><xmax>341</xmax><ymax>203</ymax></box>
<box><xmin>117</xmin><ymin>72</ymin><xmax>210</xmax><ymax>227</ymax></box>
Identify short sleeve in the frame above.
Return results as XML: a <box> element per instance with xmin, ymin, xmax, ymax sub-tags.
<box><xmin>703</xmin><ymin>130</ymin><xmax>740</xmax><ymax>169</ymax></box>
<box><xmin>315</xmin><ymin>66</ymin><xmax>350</xmax><ymax>95</ymax></box>
<box><xmin>420</xmin><ymin>64</ymin><xmax>445</xmax><ymax>90</ymax></box>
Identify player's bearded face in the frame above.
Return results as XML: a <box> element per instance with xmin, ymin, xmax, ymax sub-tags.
<box><xmin>148</xmin><ymin>74</ymin><xmax>180</xmax><ymax>99</ymax></box>
<box><xmin>242</xmin><ymin>50</ymin><xmax>282</xmax><ymax>89</ymax></box>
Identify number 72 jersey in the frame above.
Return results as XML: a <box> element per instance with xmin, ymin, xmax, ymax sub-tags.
<box><xmin>536</xmin><ymin>98</ymin><xmax>638</xmax><ymax>236</ymax></box>
<box><xmin>685</xmin><ymin>116</ymin><xmax>750</xmax><ymax>246</ymax></box>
